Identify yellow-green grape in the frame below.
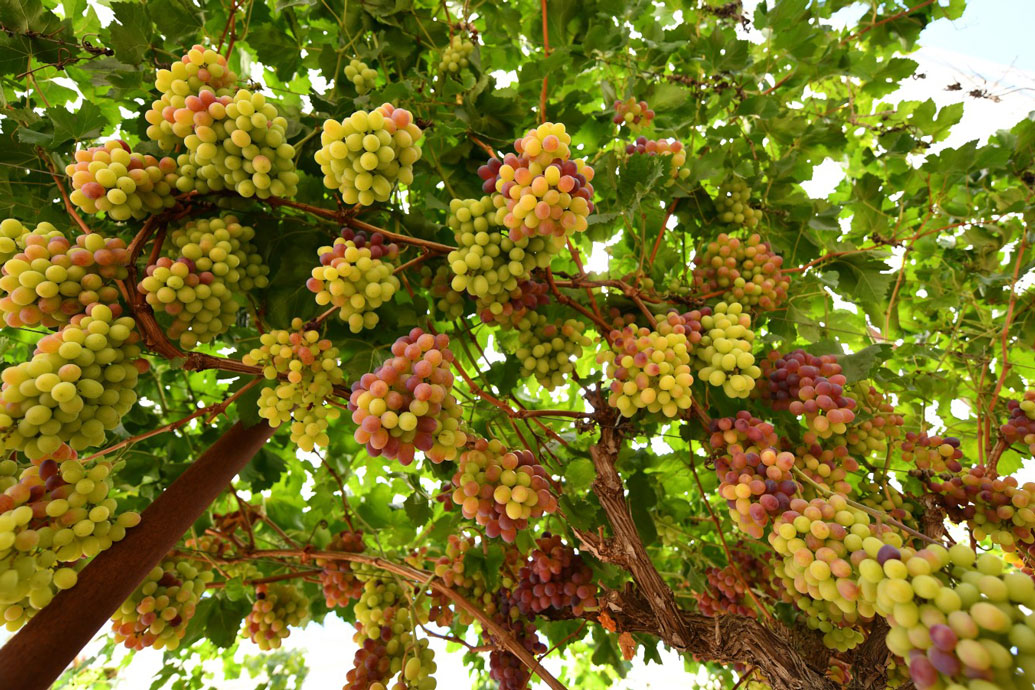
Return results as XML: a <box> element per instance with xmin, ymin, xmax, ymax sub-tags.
<box><xmin>716</xmin><ymin>178</ymin><xmax>760</xmax><ymax>227</ymax></box>
<box><xmin>420</xmin><ymin>265</ymin><xmax>468</xmax><ymax>320</ymax></box>
<box><xmin>0</xmin><ymin>219</ymin><xmax>57</xmax><ymax>266</ymax></box>
<box><xmin>110</xmin><ymin>556</ymin><xmax>212</xmax><ymax>650</ymax></box>
<box><xmin>306</xmin><ymin>229</ymin><xmax>400</xmax><ymax>333</ymax></box>
<box><xmin>175</xmin><ymin>89</ymin><xmax>299</xmax><ymax>200</ymax></box>
<box><xmin>694</xmin><ymin>301</ymin><xmax>760</xmax><ymax>398</ymax></box>
<box><xmin>491</xmin><ymin>123</ymin><xmax>595</xmax><ymax>242</ymax></box>
<box><xmin>0</xmin><ymin>445</ymin><xmax>140</xmax><ymax>631</ymax></box>
<box><xmin>597</xmin><ymin>311</ymin><xmax>696</xmax><ymax>418</ymax></box>
<box><xmin>241</xmin><ymin>318</ymin><xmax>344</xmax><ymax>451</ymax></box>
<box><xmin>144</xmin><ymin>45</ymin><xmax>238</xmax><ymax>151</ymax></box>
<box><xmin>0</xmin><ymin>229</ymin><xmax>128</xmax><ymax>328</ymax></box>
<box><xmin>65</xmin><ymin>141</ymin><xmax>179</xmax><ymax>221</ymax></box>
<box><xmin>438</xmin><ymin>35</ymin><xmax>474</xmax><ymax>73</ymax></box>
<box><xmin>0</xmin><ymin>304</ymin><xmax>145</xmax><ymax>460</ymax></box>
<box><xmin>344</xmin><ymin>58</ymin><xmax>378</xmax><ymax>94</ymax></box>
<box><xmin>625</xmin><ymin>137</ymin><xmax>690</xmax><ymax>185</ymax></box>
<box><xmin>314</xmin><ymin>104</ymin><xmax>424</xmax><ymax>206</ymax></box>
<box><xmin>243</xmin><ymin>583</ymin><xmax>309</xmax><ymax>650</ymax></box>
<box><xmin>512</xmin><ymin>313</ymin><xmax>590</xmax><ymax>390</ymax></box>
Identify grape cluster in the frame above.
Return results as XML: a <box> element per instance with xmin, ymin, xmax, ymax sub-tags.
<box><xmin>66</xmin><ymin>141</ymin><xmax>179</xmax><ymax>221</ymax></box>
<box><xmin>307</xmin><ymin>228</ymin><xmax>400</xmax><ymax>332</ymax></box>
<box><xmin>760</xmin><ymin>349</ymin><xmax>857</xmax><ymax>439</ymax></box>
<box><xmin>0</xmin><ymin>304</ymin><xmax>144</xmax><ymax>459</ymax></box>
<box><xmin>477</xmin><ymin>279</ymin><xmax>550</xmax><ymax>328</ymax></box>
<box><xmin>241</xmin><ymin>318</ymin><xmax>344</xmax><ymax>452</ymax></box>
<box><xmin>0</xmin><ymin>446</ymin><xmax>140</xmax><ymax>630</ymax></box>
<box><xmin>710</xmin><ymin>412</ymin><xmax>798</xmax><ymax>539</ymax></box>
<box><xmin>793</xmin><ymin>436</ymin><xmax>859</xmax><ymax>496</ymax></box>
<box><xmin>488</xmin><ymin>593</ymin><xmax>546</xmax><ymax>690</ymax></box>
<box><xmin>845</xmin><ymin>385</ymin><xmax>904</xmax><ymax>460</ymax></box>
<box><xmin>420</xmin><ymin>264</ymin><xmax>468</xmax><ymax>320</ymax></box>
<box><xmin>315</xmin><ymin>531</ymin><xmax>366</xmax><ymax>608</ymax></box>
<box><xmin>695</xmin><ymin>567</ymin><xmax>754</xmax><ymax>617</ymax></box>
<box><xmin>612</xmin><ymin>97</ymin><xmax>655</xmax><ymax>130</ymax></box>
<box><xmin>0</xmin><ymin>228</ymin><xmax>128</xmax><ymax>328</ymax></box>
<box><xmin>511</xmin><ymin>312</ymin><xmax>590</xmax><ymax>389</ymax></box>
<box><xmin>928</xmin><ymin>467</ymin><xmax>1035</xmax><ymax>557</ymax></box>
<box><xmin>597</xmin><ymin>311</ymin><xmax>696</xmax><ymax>418</ymax></box>
<box><xmin>625</xmin><ymin>137</ymin><xmax>690</xmax><ymax>185</ymax></box>
<box><xmin>344</xmin><ymin>58</ymin><xmax>378</xmax><ymax>94</ymax></box>
<box><xmin>487</xmin><ymin>123</ymin><xmax>595</xmax><ymax>241</ymax></box>
<box><xmin>110</xmin><ymin>556</ymin><xmax>212</xmax><ymax>650</ymax></box>
<box><xmin>1002</xmin><ymin>391</ymin><xmax>1035</xmax><ymax>455</ymax></box>
<box><xmin>348</xmin><ymin>329</ymin><xmax>467</xmax><ymax>465</ymax></box>
<box><xmin>315</xmin><ymin>104</ymin><xmax>424</xmax><ymax>206</ymax></box>
<box><xmin>716</xmin><ymin>179</ymin><xmax>760</xmax><ymax>227</ymax></box>
<box><xmin>449</xmin><ymin>438</ymin><xmax>557</xmax><ymax>542</ymax></box>
<box><xmin>243</xmin><ymin>583</ymin><xmax>310</xmax><ymax>650</ymax></box>
<box><xmin>693</xmin><ymin>302</ymin><xmax>760</xmax><ymax>398</ymax></box>
<box><xmin>512</xmin><ymin>533</ymin><xmax>597</xmax><ymax>616</ymax></box>
<box><xmin>175</xmin><ymin>89</ymin><xmax>299</xmax><ymax>199</ymax></box>
<box><xmin>857</xmin><ymin>480</ymin><xmax>914</xmax><ymax>525</ymax></box>
<box><xmin>429</xmin><ymin>535</ymin><xmax>519</xmax><ymax>626</ymax></box>
<box><xmin>692</xmin><ymin>233</ymin><xmax>789</xmax><ymax>311</ymax></box>
<box><xmin>0</xmin><ymin>219</ymin><xmax>61</xmax><ymax>266</ymax></box>
<box><xmin>439</xmin><ymin>35</ymin><xmax>474</xmax><ymax>73</ymax></box>
<box><xmin>902</xmin><ymin>431</ymin><xmax>963</xmax><ymax>473</ymax></box>
<box><xmin>144</xmin><ymin>45</ymin><xmax>238</xmax><ymax>151</ymax></box>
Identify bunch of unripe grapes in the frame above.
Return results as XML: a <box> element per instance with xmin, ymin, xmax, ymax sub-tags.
<box><xmin>902</xmin><ymin>431</ymin><xmax>963</xmax><ymax>473</ymax></box>
<box><xmin>511</xmin><ymin>313</ymin><xmax>590</xmax><ymax>389</ymax></box>
<box><xmin>420</xmin><ymin>264</ymin><xmax>468</xmax><ymax>320</ymax></box>
<box><xmin>66</xmin><ymin>141</ymin><xmax>179</xmax><ymax>221</ymax></box>
<box><xmin>692</xmin><ymin>233</ymin><xmax>789</xmax><ymax>311</ymax></box>
<box><xmin>316</xmin><ymin>530</ymin><xmax>366</xmax><ymax>608</ymax></box>
<box><xmin>927</xmin><ymin>466</ymin><xmax>1035</xmax><ymax>556</ymax></box>
<box><xmin>794</xmin><ymin>436</ymin><xmax>859</xmax><ymax>496</ymax></box>
<box><xmin>0</xmin><ymin>303</ymin><xmax>145</xmax><ymax>459</ymax></box>
<box><xmin>0</xmin><ymin>224</ymin><xmax>127</xmax><ymax>328</ymax></box>
<box><xmin>477</xmin><ymin>279</ymin><xmax>550</xmax><ymax>328</ymax></box>
<box><xmin>344</xmin><ymin>58</ymin><xmax>378</xmax><ymax>94</ymax></box>
<box><xmin>845</xmin><ymin>385</ymin><xmax>904</xmax><ymax>460</ymax></box>
<box><xmin>716</xmin><ymin>179</ymin><xmax>760</xmax><ymax>227</ymax></box>
<box><xmin>307</xmin><ymin>228</ymin><xmax>400</xmax><ymax>332</ymax></box>
<box><xmin>512</xmin><ymin>533</ymin><xmax>598</xmax><ymax>616</ymax></box>
<box><xmin>449</xmin><ymin>438</ymin><xmax>557</xmax><ymax>542</ymax></box>
<box><xmin>439</xmin><ymin>35</ymin><xmax>474</xmax><ymax>73</ymax></box>
<box><xmin>612</xmin><ymin>97</ymin><xmax>655</xmax><ymax>130</ymax></box>
<box><xmin>692</xmin><ymin>302</ymin><xmax>760</xmax><ymax>398</ymax></box>
<box><xmin>241</xmin><ymin>318</ymin><xmax>344</xmax><ymax>452</ymax></box>
<box><xmin>348</xmin><ymin>329</ymin><xmax>467</xmax><ymax>465</ymax></box>
<box><xmin>760</xmin><ymin>349</ymin><xmax>856</xmax><ymax>438</ymax></box>
<box><xmin>145</xmin><ymin>45</ymin><xmax>238</xmax><ymax>150</ymax></box>
<box><xmin>315</xmin><ymin>104</ymin><xmax>424</xmax><ymax>206</ymax></box>
<box><xmin>486</xmin><ymin>123</ymin><xmax>595</xmax><ymax>241</ymax></box>
<box><xmin>110</xmin><ymin>556</ymin><xmax>212</xmax><ymax>650</ymax></box>
<box><xmin>243</xmin><ymin>583</ymin><xmax>310</xmax><ymax>650</ymax></box>
<box><xmin>597</xmin><ymin>311</ymin><xmax>696</xmax><ymax>418</ymax></box>
<box><xmin>1002</xmin><ymin>391</ymin><xmax>1035</xmax><ymax>455</ymax></box>
<box><xmin>625</xmin><ymin>137</ymin><xmax>690</xmax><ymax>185</ymax></box>
<box><xmin>0</xmin><ymin>445</ymin><xmax>140</xmax><ymax>630</ymax></box>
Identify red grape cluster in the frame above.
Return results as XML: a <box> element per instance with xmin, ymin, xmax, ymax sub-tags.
<box><xmin>901</xmin><ymin>431</ymin><xmax>963</xmax><ymax>473</ymax></box>
<box><xmin>695</xmin><ymin>566</ymin><xmax>754</xmax><ymax>617</ymax></box>
<box><xmin>612</xmin><ymin>97</ymin><xmax>655</xmax><ymax>130</ymax></box>
<box><xmin>307</xmin><ymin>228</ymin><xmax>401</xmax><ymax>333</ymax></box>
<box><xmin>760</xmin><ymin>349</ymin><xmax>856</xmax><ymax>439</ymax></box>
<box><xmin>927</xmin><ymin>467</ymin><xmax>1035</xmax><ymax>557</ymax></box>
<box><xmin>1001</xmin><ymin>392</ymin><xmax>1035</xmax><ymax>455</ymax></box>
<box><xmin>511</xmin><ymin>533</ymin><xmax>598</xmax><ymax>616</ymax></box>
<box><xmin>110</xmin><ymin>556</ymin><xmax>212</xmax><ymax>650</ymax></box>
<box><xmin>243</xmin><ymin>583</ymin><xmax>310</xmax><ymax>650</ymax></box>
<box><xmin>66</xmin><ymin>141</ymin><xmax>179</xmax><ymax>221</ymax></box>
<box><xmin>316</xmin><ymin>530</ymin><xmax>366</xmax><ymax>608</ymax></box>
<box><xmin>845</xmin><ymin>385</ymin><xmax>904</xmax><ymax>460</ymax></box>
<box><xmin>625</xmin><ymin>137</ymin><xmax>690</xmax><ymax>185</ymax></box>
<box><xmin>792</xmin><ymin>435</ymin><xmax>859</xmax><ymax>496</ymax></box>
<box><xmin>348</xmin><ymin>329</ymin><xmax>467</xmax><ymax>464</ymax></box>
<box><xmin>488</xmin><ymin>593</ymin><xmax>547</xmax><ymax>690</ymax></box>
<box><xmin>692</xmin><ymin>233</ymin><xmax>789</xmax><ymax>311</ymax></box>
<box><xmin>449</xmin><ymin>438</ymin><xmax>557</xmax><ymax>542</ymax></box>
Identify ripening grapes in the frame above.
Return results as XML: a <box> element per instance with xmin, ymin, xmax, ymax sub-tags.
<box><xmin>144</xmin><ymin>45</ymin><xmax>238</xmax><ymax>150</ymax></box>
<box><xmin>1002</xmin><ymin>391</ymin><xmax>1035</xmax><ymax>455</ymax></box>
<box><xmin>316</xmin><ymin>530</ymin><xmax>366</xmax><ymax>608</ymax></box>
<box><xmin>0</xmin><ymin>304</ymin><xmax>145</xmax><ymax>459</ymax></box>
<box><xmin>439</xmin><ymin>35</ymin><xmax>475</xmax><ymax>73</ymax></box>
<box><xmin>927</xmin><ymin>466</ymin><xmax>1035</xmax><ymax>555</ymax></box>
<box><xmin>512</xmin><ymin>533</ymin><xmax>598</xmax><ymax>616</ymax></box>
<box><xmin>315</xmin><ymin>104</ymin><xmax>424</xmax><ymax>206</ymax></box>
<box><xmin>0</xmin><ymin>218</ymin><xmax>60</xmax><ymax>266</ymax></box>
<box><xmin>66</xmin><ymin>141</ymin><xmax>179</xmax><ymax>221</ymax></box>
<box><xmin>110</xmin><ymin>556</ymin><xmax>213</xmax><ymax>650</ymax></box>
<box><xmin>343</xmin><ymin>58</ymin><xmax>378</xmax><ymax>93</ymax></box>
<box><xmin>844</xmin><ymin>385</ymin><xmax>904</xmax><ymax>460</ymax></box>
<box><xmin>716</xmin><ymin>178</ymin><xmax>761</xmax><ymax>227</ymax></box>
<box><xmin>693</xmin><ymin>301</ymin><xmax>761</xmax><ymax>398</ymax></box>
<box><xmin>477</xmin><ymin>278</ymin><xmax>549</xmax><ymax>328</ymax></box>
<box><xmin>488</xmin><ymin>613</ymin><xmax>546</xmax><ymax>690</ymax></box>
<box><xmin>420</xmin><ymin>264</ymin><xmax>469</xmax><ymax>319</ymax></box>
<box><xmin>612</xmin><ymin>96</ymin><xmax>655</xmax><ymax>130</ymax></box>
<box><xmin>511</xmin><ymin>312</ymin><xmax>590</xmax><ymax>389</ymax></box>
<box><xmin>760</xmin><ymin>349</ymin><xmax>857</xmax><ymax>438</ymax></box>
<box><xmin>429</xmin><ymin>535</ymin><xmax>519</xmax><ymax>625</ymax></box>
<box><xmin>794</xmin><ymin>437</ymin><xmax>858</xmax><ymax>495</ymax></box>
<box><xmin>625</xmin><ymin>136</ymin><xmax>690</xmax><ymax>185</ymax></box>
<box><xmin>692</xmin><ymin>233</ymin><xmax>790</xmax><ymax>311</ymax></box>
<box><xmin>901</xmin><ymin>431</ymin><xmax>964</xmax><ymax>473</ymax></box>
<box><xmin>243</xmin><ymin>583</ymin><xmax>310</xmax><ymax>650</ymax></box>
<box><xmin>307</xmin><ymin>228</ymin><xmax>400</xmax><ymax>332</ymax></box>
<box><xmin>0</xmin><ymin>225</ymin><xmax>127</xmax><ymax>328</ymax></box>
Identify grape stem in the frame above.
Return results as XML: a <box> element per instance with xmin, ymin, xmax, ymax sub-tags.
<box><xmin>205</xmin><ymin>569</ymin><xmax>316</xmax><ymax>589</ymax></box>
<box><xmin>544</xmin><ymin>268</ymin><xmax>614</xmax><ymax>337</ymax></box>
<box><xmin>840</xmin><ymin>0</ymin><xmax>936</xmax><ymax>45</ymax></box>
<box><xmin>539</xmin><ymin>0</ymin><xmax>550</xmax><ymax>123</ymax></box>
<box><xmin>647</xmin><ymin>198</ymin><xmax>679</xmax><ymax>268</ymax></box>
<box><xmin>39</xmin><ymin>149</ymin><xmax>93</xmax><ymax>235</ymax></box>
<box><xmin>987</xmin><ymin>233</ymin><xmax>1029</xmax><ymax>468</ymax></box>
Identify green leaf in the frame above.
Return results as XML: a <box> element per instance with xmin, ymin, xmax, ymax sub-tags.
<box><xmin>46</xmin><ymin>101</ymin><xmax>108</xmax><ymax>145</ymax></box>
<box><xmin>564</xmin><ymin>458</ymin><xmax>595</xmax><ymax>494</ymax></box>
<box><xmin>107</xmin><ymin>2</ymin><xmax>154</xmax><ymax>64</ymax></box>
<box><xmin>357</xmin><ymin>484</ymin><xmax>395</xmax><ymax>528</ymax></box>
<box><xmin>838</xmin><ymin>343</ymin><xmax>894</xmax><ymax>383</ymax></box>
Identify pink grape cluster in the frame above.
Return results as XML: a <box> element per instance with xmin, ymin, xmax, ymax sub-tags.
<box><xmin>306</xmin><ymin>228</ymin><xmax>400</xmax><ymax>333</ymax></box>
<box><xmin>144</xmin><ymin>45</ymin><xmax>238</xmax><ymax>150</ymax></box>
<box><xmin>1001</xmin><ymin>392</ymin><xmax>1035</xmax><ymax>455</ymax></box>
<box><xmin>902</xmin><ymin>431</ymin><xmax>963</xmax><ymax>473</ymax></box>
<box><xmin>66</xmin><ymin>141</ymin><xmax>179</xmax><ymax>221</ymax></box>
<box><xmin>845</xmin><ymin>385</ymin><xmax>904</xmax><ymax>460</ymax></box>
<box><xmin>928</xmin><ymin>466</ymin><xmax>1035</xmax><ymax>557</ymax></box>
<box><xmin>477</xmin><ymin>279</ymin><xmax>549</xmax><ymax>327</ymax></box>
<box><xmin>692</xmin><ymin>233</ymin><xmax>789</xmax><ymax>311</ymax></box>
<box><xmin>793</xmin><ymin>435</ymin><xmax>859</xmax><ymax>496</ymax></box>
<box><xmin>110</xmin><ymin>556</ymin><xmax>212</xmax><ymax>650</ymax></box>
<box><xmin>243</xmin><ymin>583</ymin><xmax>309</xmax><ymax>650</ymax></box>
<box><xmin>511</xmin><ymin>533</ymin><xmax>598</xmax><ymax>616</ymax></box>
<box><xmin>488</xmin><ymin>594</ymin><xmax>547</xmax><ymax>690</ymax></box>
<box><xmin>316</xmin><ymin>530</ymin><xmax>366</xmax><ymax>608</ymax></box>
<box><xmin>625</xmin><ymin>136</ymin><xmax>690</xmax><ymax>185</ymax></box>
<box><xmin>760</xmin><ymin>349</ymin><xmax>857</xmax><ymax>438</ymax></box>
<box><xmin>612</xmin><ymin>96</ymin><xmax>655</xmax><ymax>130</ymax></box>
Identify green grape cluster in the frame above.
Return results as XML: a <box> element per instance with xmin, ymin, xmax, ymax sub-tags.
<box><xmin>420</xmin><ymin>265</ymin><xmax>468</xmax><ymax>320</ymax></box>
<box><xmin>597</xmin><ymin>311</ymin><xmax>696</xmax><ymax>418</ymax></box>
<box><xmin>0</xmin><ymin>445</ymin><xmax>140</xmax><ymax>631</ymax></box>
<box><xmin>716</xmin><ymin>179</ymin><xmax>760</xmax><ymax>227</ymax></box>
<box><xmin>857</xmin><ymin>480</ymin><xmax>915</xmax><ymax>525</ymax></box>
<box><xmin>306</xmin><ymin>228</ymin><xmax>400</xmax><ymax>332</ymax></box>
<box><xmin>65</xmin><ymin>141</ymin><xmax>179</xmax><ymax>221</ymax></box>
<box><xmin>693</xmin><ymin>302</ymin><xmax>761</xmax><ymax>398</ymax></box>
<box><xmin>110</xmin><ymin>556</ymin><xmax>212</xmax><ymax>650</ymax></box>
<box><xmin>243</xmin><ymin>583</ymin><xmax>310</xmax><ymax>650</ymax></box>
<box><xmin>625</xmin><ymin>137</ymin><xmax>690</xmax><ymax>185</ymax></box>
<box><xmin>845</xmin><ymin>385</ymin><xmax>904</xmax><ymax>460</ymax></box>
<box><xmin>0</xmin><ymin>304</ymin><xmax>144</xmax><ymax>459</ymax></box>
<box><xmin>144</xmin><ymin>44</ymin><xmax>238</xmax><ymax>151</ymax></box>
<box><xmin>316</xmin><ymin>530</ymin><xmax>366</xmax><ymax>608</ymax></box>
<box><xmin>439</xmin><ymin>35</ymin><xmax>474</xmax><ymax>73</ymax></box>
<box><xmin>175</xmin><ymin>89</ymin><xmax>299</xmax><ymax>199</ymax></box>
<box><xmin>344</xmin><ymin>58</ymin><xmax>378</xmax><ymax>93</ymax></box>
<box><xmin>511</xmin><ymin>312</ymin><xmax>590</xmax><ymax>389</ymax></box>
<box><xmin>241</xmin><ymin>318</ymin><xmax>344</xmax><ymax>452</ymax></box>
<box><xmin>794</xmin><ymin>434</ymin><xmax>859</xmax><ymax>496</ymax></box>
<box><xmin>0</xmin><ymin>219</ymin><xmax>61</xmax><ymax>266</ymax></box>
<box><xmin>692</xmin><ymin>233</ymin><xmax>790</xmax><ymax>311</ymax></box>
<box><xmin>0</xmin><ymin>227</ymin><xmax>128</xmax><ymax>328</ymax></box>
<box><xmin>315</xmin><ymin>104</ymin><xmax>424</xmax><ymax>206</ymax></box>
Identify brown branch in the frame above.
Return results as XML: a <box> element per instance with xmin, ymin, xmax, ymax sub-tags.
<box><xmin>841</xmin><ymin>0</ymin><xmax>936</xmax><ymax>44</ymax></box>
<box><xmin>987</xmin><ymin>234</ymin><xmax>1029</xmax><ymax>460</ymax></box>
<box><xmin>648</xmin><ymin>199</ymin><xmax>679</xmax><ymax>268</ymax></box>
<box><xmin>39</xmin><ymin>151</ymin><xmax>91</xmax><ymax>235</ymax></box>
<box><xmin>469</xmin><ymin>134</ymin><xmax>500</xmax><ymax>159</ymax></box>
<box><xmin>206</xmin><ymin>570</ymin><xmax>314</xmax><ymax>589</ymax></box>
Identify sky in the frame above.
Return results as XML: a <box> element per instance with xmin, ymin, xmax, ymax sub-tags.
<box><xmin>4</xmin><ymin>1</ymin><xmax>1035</xmax><ymax>689</ymax></box>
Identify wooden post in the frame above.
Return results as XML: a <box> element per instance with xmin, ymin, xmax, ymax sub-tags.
<box><xmin>0</xmin><ymin>421</ymin><xmax>274</xmax><ymax>689</ymax></box>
